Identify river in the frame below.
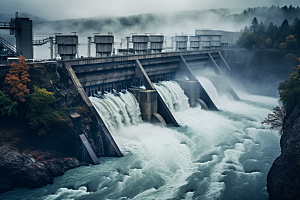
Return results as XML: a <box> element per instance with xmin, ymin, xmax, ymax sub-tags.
<box><xmin>1</xmin><ymin>80</ymin><xmax>280</xmax><ymax>200</ymax></box>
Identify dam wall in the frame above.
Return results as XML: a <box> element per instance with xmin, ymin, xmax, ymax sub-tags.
<box><xmin>0</xmin><ymin>49</ymin><xmax>239</xmax><ymax>162</ymax></box>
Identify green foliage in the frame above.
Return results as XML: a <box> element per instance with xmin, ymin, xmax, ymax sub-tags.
<box><xmin>278</xmin><ymin>59</ymin><xmax>300</xmax><ymax>114</ymax></box>
<box><xmin>250</xmin><ymin>17</ymin><xmax>259</xmax><ymax>33</ymax></box>
<box><xmin>26</xmin><ymin>86</ymin><xmax>55</xmax><ymax>135</ymax></box>
<box><xmin>237</xmin><ymin>32</ymin><xmax>257</xmax><ymax>49</ymax></box>
<box><xmin>238</xmin><ymin>16</ymin><xmax>300</xmax><ymax>50</ymax></box>
<box><xmin>55</xmin><ymin>110</ymin><xmax>69</xmax><ymax>120</ymax></box>
<box><xmin>0</xmin><ymin>90</ymin><xmax>18</xmax><ymax>118</ymax></box>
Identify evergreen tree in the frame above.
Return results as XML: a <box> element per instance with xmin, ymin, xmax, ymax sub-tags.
<box><xmin>258</xmin><ymin>22</ymin><xmax>265</xmax><ymax>33</ymax></box>
<box><xmin>280</xmin><ymin>19</ymin><xmax>290</xmax><ymax>30</ymax></box>
<box><xmin>279</xmin><ymin>19</ymin><xmax>291</xmax><ymax>42</ymax></box>
<box><xmin>250</xmin><ymin>17</ymin><xmax>259</xmax><ymax>33</ymax></box>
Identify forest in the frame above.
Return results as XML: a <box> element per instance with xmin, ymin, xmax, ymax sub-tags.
<box><xmin>27</xmin><ymin>5</ymin><xmax>300</xmax><ymax>34</ymax></box>
<box><xmin>237</xmin><ymin>16</ymin><xmax>300</xmax><ymax>50</ymax></box>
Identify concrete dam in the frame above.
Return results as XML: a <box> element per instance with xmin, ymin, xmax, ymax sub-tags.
<box><xmin>0</xmin><ymin>14</ymin><xmax>243</xmax><ymax>165</ymax></box>
<box><xmin>53</xmin><ymin>49</ymin><xmax>240</xmax><ymax>164</ymax></box>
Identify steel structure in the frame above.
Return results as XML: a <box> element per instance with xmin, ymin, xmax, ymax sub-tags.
<box><xmin>0</xmin><ymin>12</ymin><xmax>33</xmax><ymax>59</ymax></box>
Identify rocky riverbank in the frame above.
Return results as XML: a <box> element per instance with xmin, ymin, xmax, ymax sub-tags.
<box><xmin>0</xmin><ymin>62</ymin><xmax>115</xmax><ymax>193</ymax></box>
<box><xmin>267</xmin><ymin>103</ymin><xmax>300</xmax><ymax>200</ymax></box>
<box><xmin>0</xmin><ymin>146</ymin><xmax>84</xmax><ymax>194</ymax></box>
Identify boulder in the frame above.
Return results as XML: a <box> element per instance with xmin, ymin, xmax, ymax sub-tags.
<box><xmin>44</xmin><ymin>157</ymin><xmax>80</xmax><ymax>176</ymax></box>
<box><xmin>0</xmin><ymin>146</ymin><xmax>53</xmax><ymax>194</ymax></box>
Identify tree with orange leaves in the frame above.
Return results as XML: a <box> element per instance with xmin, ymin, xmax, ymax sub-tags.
<box><xmin>2</xmin><ymin>56</ymin><xmax>30</xmax><ymax>102</ymax></box>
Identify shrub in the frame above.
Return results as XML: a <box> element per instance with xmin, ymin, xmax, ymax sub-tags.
<box><xmin>278</xmin><ymin>65</ymin><xmax>300</xmax><ymax>114</ymax></box>
<box><xmin>0</xmin><ymin>90</ymin><xmax>18</xmax><ymax>118</ymax></box>
<box><xmin>26</xmin><ymin>86</ymin><xmax>55</xmax><ymax>135</ymax></box>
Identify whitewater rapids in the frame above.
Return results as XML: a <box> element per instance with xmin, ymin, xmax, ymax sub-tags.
<box><xmin>2</xmin><ymin>81</ymin><xmax>280</xmax><ymax>200</ymax></box>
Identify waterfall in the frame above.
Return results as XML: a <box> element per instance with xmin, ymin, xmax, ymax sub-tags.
<box><xmin>4</xmin><ymin>92</ymin><xmax>281</xmax><ymax>200</ymax></box>
<box><xmin>89</xmin><ymin>91</ymin><xmax>142</xmax><ymax>133</ymax></box>
<box><xmin>196</xmin><ymin>76</ymin><xmax>219</xmax><ymax>100</ymax></box>
<box><xmin>196</xmin><ymin>75</ymin><xmax>224</xmax><ymax>108</ymax></box>
<box><xmin>154</xmin><ymin>81</ymin><xmax>189</xmax><ymax>112</ymax></box>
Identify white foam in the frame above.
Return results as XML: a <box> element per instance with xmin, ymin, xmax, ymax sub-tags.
<box><xmin>89</xmin><ymin>91</ymin><xmax>142</xmax><ymax>133</ymax></box>
<box><xmin>154</xmin><ymin>81</ymin><xmax>190</xmax><ymax>112</ymax></box>
<box><xmin>1</xmin><ymin>87</ymin><xmax>281</xmax><ymax>200</ymax></box>
<box><xmin>43</xmin><ymin>186</ymin><xmax>89</xmax><ymax>200</ymax></box>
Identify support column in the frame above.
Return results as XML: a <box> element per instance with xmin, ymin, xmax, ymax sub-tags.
<box><xmin>175</xmin><ymin>80</ymin><xmax>200</xmax><ymax>107</ymax></box>
<box><xmin>208</xmin><ymin>53</ymin><xmax>222</xmax><ymax>75</ymax></box>
<box><xmin>69</xmin><ymin>110</ymin><xmax>100</xmax><ymax>165</ymax></box>
<box><xmin>208</xmin><ymin>53</ymin><xmax>240</xmax><ymax>100</ymax></box>
<box><xmin>65</xmin><ymin>63</ymin><xmax>123</xmax><ymax>158</ymax></box>
<box><xmin>134</xmin><ymin>60</ymin><xmax>179</xmax><ymax>127</ymax></box>
<box><xmin>128</xmin><ymin>88</ymin><xmax>158</xmax><ymax>122</ymax></box>
<box><xmin>179</xmin><ymin>55</ymin><xmax>218</xmax><ymax>111</ymax></box>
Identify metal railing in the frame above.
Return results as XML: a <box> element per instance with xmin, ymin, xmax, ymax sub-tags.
<box><xmin>32</xmin><ymin>38</ymin><xmax>50</xmax><ymax>46</ymax></box>
<box><xmin>0</xmin><ymin>22</ymin><xmax>12</xmax><ymax>29</ymax></box>
<box><xmin>0</xmin><ymin>37</ymin><xmax>21</xmax><ymax>56</ymax></box>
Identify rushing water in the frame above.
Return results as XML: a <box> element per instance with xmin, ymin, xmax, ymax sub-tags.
<box><xmin>154</xmin><ymin>81</ymin><xmax>190</xmax><ymax>112</ymax></box>
<box><xmin>1</xmin><ymin>80</ymin><xmax>281</xmax><ymax>200</ymax></box>
<box><xmin>89</xmin><ymin>92</ymin><xmax>142</xmax><ymax>133</ymax></box>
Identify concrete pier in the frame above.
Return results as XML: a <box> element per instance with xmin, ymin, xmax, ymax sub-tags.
<box><xmin>175</xmin><ymin>80</ymin><xmax>200</xmax><ymax>107</ymax></box>
<box><xmin>179</xmin><ymin>55</ymin><xmax>218</xmax><ymax>111</ymax></box>
<box><xmin>128</xmin><ymin>87</ymin><xmax>167</xmax><ymax>126</ymax></box>
<box><xmin>128</xmin><ymin>88</ymin><xmax>157</xmax><ymax>121</ymax></box>
<box><xmin>134</xmin><ymin>59</ymin><xmax>179</xmax><ymax>127</ymax></box>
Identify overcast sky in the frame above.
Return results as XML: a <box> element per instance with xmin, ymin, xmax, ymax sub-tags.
<box><xmin>0</xmin><ymin>0</ymin><xmax>299</xmax><ymax>20</ymax></box>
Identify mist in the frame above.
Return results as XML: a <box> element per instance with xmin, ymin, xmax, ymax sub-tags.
<box><xmin>1</xmin><ymin>5</ymin><xmax>299</xmax><ymax>95</ymax></box>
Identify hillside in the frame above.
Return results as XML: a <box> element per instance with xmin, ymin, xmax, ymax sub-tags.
<box><xmin>31</xmin><ymin>5</ymin><xmax>300</xmax><ymax>34</ymax></box>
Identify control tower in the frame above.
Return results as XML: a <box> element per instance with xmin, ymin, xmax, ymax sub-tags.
<box><xmin>0</xmin><ymin>12</ymin><xmax>33</xmax><ymax>59</ymax></box>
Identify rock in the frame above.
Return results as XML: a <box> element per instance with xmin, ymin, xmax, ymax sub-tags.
<box><xmin>267</xmin><ymin>103</ymin><xmax>300</xmax><ymax>200</ymax></box>
<box><xmin>0</xmin><ymin>146</ymin><xmax>53</xmax><ymax>194</ymax></box>
<box><xmin>63</xmin><ymin>157</ymin><xmax>80</xmax><ymax>169</ymax></box>
<box><xmin>45</xmin><ymin>158</ymin><xmax>68</xmax><ymax>176</ymax></box>
<box><xmin>44</xmin><ymin>157</ymin><xmax>80</xmax><ymax>176</ymax></box>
